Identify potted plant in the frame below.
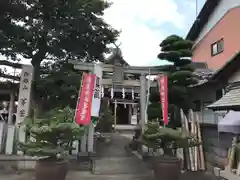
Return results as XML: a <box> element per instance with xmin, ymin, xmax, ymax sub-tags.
<box><xmin>18</xmin><ymin>107</ymin><xmax>84</xmax><ymax>180</ymax></box>
<box><xmin>141</xmin><ymin>121</ymin><xmax>199</xmax><ymax>180</ymax></box>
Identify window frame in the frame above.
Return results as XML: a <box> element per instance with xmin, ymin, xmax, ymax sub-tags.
<box><xmin>193</xmin><ymin>100</ymin><xmax>201</xmax><ymax>112</ymax></box>
<box><xmin>215</xmin><ymin>89</ymin><xmax>223</xmax><ymax>101</ymax></box>
<box><xmin>211</xmin><ymin>38</ymin><xmax>224</xmax><ymax>56</ymax></box>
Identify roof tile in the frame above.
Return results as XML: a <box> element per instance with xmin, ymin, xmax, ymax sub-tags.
<box><xmin>207</xmin><ymin>88</ymin><xmax>240</xmax><ymax>110</ymax></box>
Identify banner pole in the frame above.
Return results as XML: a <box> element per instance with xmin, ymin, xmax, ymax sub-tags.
<box><xmin>74</xmin><ymin>73</ymin><xmax>85</xmax><ymax>153</ymax></box>
<box><xmin>158</xmin><ymin>75</ymin><xmax>168</xmax><ymax>127</ymax></box>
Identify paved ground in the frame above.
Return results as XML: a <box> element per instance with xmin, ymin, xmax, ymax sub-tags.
<box><xmin>0</xmin><ymin>171</ymin><xmax>219</xmax><ymax>180</ymax></box>
<box><xmin>0</xmin><ymin>132</ymin><xmax>219</xmax><ymax>180</ymax></box>
<box><xmin>0</xmin><ymin>171</ymin><xmax>153</xmax><ymax>180</ymax></box>
<box><xmin>94</xmin><ymin>133</ymin><xmax>151</xmax><ymax>176</ymax></box>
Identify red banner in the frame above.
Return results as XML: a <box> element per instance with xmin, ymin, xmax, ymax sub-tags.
<box><xmin>75</xmin><ymin>73</ymin><xmax>96</xmax><ymax>125</ymax></box>
<box><xmin>158</xmin><ymin>75</ymin><xmax>168</xmax><ymax>125</ymax></box>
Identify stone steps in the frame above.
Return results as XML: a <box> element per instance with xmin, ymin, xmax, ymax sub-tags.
<box><xmin>93</xmin><ymin>133</ymin><xmax>153</xmax><ymax>179</ymax></box>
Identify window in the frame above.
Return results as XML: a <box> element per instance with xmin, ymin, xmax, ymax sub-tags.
<box><xmin>216</xmin><ymin>89</ymin><xmax>223</xmax><ymax>101</ymax></box>
<box><xmin>203</xmin><ymin>101</ymin><xmax>216</xmax><ymax>124</ymax></box>
<box><xmin>211</xmin><ymin>39</ymin><xmax>224</xmax><ymax>56</ymax></box>
<box><xmin>193</xmin><ymin>100</ymin><xmax>201</xmax><ymax>111</ymax></box>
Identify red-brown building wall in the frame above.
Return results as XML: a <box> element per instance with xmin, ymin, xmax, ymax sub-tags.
<box><xmin>192</xmin><ymin>7</ymin><xmax>240</xmax><ymax>70</ymax></box>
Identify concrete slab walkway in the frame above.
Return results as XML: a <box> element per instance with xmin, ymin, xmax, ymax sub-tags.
<box><xmin>94</xmin><ymin>132</ymin><xmax>152</xmax><ymax>177</ymax></box>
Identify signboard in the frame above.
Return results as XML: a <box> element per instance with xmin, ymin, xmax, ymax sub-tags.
<box><xmin>158</xmin><ymin>75</ymin><xmax>168</xmax><ymax>125</ymax></box>
<box><xmin>91</xmin><ymin>64</ymin><xmax>103</xmax><ymax>117</ymax></box>
<box><xmin>16</xmin><ymin>65</ymin><xmax>34</xmax><ymax>123</ymax></box>
<box><xmin>75</xmin><ymin>73</ymin><xmax>96</xmax><ymax>125</ymax></box>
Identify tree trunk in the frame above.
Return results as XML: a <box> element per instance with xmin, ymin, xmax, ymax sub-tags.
<box><xmin>29</xmin><ymin>51</ymin><xmax>45</xmax><ymax>118</ymax></box>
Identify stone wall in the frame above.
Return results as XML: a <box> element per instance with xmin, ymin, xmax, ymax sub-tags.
<box><xmin>200</xmin><ymin>124</ymin><xmax>233</xmax><ymax>170</ymax></box>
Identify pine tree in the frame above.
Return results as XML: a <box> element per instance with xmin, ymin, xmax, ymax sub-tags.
<box><xmin>148</xmin><ymin>35</ymin><xmax>198</xmax><ymax>127</ymax></box>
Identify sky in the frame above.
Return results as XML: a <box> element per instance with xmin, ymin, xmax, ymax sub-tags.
<box><xmin>1</xmin><ymin>0</ymin><xmax>205</xmax><ymax>76</ymax></box>
<box><xmin>103</xmin><ymin>0</ymin><xmax>205</xmax><ymax>66</ymax></box>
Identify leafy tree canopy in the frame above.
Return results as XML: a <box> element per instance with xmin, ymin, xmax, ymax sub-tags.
<box><xmin>1</xmin><ymin>0</ymin><xmax>118</xmax><ymax>66</ymax></box>
<box><xmin>0</xmin><ymin>0</ymin><xmax>26</xmax><ymax>59</ymax></box>
<box><xmin>0</xmin><ymin>0</ymin><xmax>119</xmax><ymax>109</ymax></box>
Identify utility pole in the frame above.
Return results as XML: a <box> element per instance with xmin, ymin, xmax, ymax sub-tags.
<box><xmin>196</xmin><ymin>0</ymin><xmax>198</xmax><ymax>18</ymax></box>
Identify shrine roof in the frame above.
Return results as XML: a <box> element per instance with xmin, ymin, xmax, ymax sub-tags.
<box><xmin>105</xmin><ymin>47</ymin><xmax>129</xmax><ymax>66</ymax></box>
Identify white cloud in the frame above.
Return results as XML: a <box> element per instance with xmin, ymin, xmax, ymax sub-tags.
<box><xmin>1</xmin><ymin>0</ymin><xmax>191</xmax><ymax>70</ymax></box>
<box><xmin>103</xmin><ymin>0</ymin><xmax>187</xmax><ymax>66</ymax></box>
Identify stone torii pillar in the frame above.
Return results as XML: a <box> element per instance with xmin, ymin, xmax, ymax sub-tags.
<box><xmin>140</xmin><ymin>75</ymin><xmax>146</xmax><ymax>131</ymax></box>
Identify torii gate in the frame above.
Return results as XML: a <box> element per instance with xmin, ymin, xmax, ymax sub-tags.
<box><xmin>69</xmin><ymin>53</ymin><xmax>165</xmax><ymax>152</ymax></box>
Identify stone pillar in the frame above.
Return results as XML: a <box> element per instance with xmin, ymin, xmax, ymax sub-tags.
<box><xmin>5</xmin><ymin>125</ymin><xmax>15</xmax><ymax>154</ymax></box>
<box><xmin>8</xmin><ymin>92</ymin><xmax>14</xmax><ymax>124</ymax></box>
<box><xmin>140</xmin><ymin>75</ymin><xmax>146</xmax><ymax>132</ymax></box>
<box><xmin>17</xmin><ymin>125</ymin><xmax>26</xmax><ymax>155</ymax></box>
<box><xmin>87</xmin><ymin>122</ymin><xmax>94</xmax><ymax>152</ymax></box>
<box><xmin>80</xmin><ymin>131</ymin><xmax>87</xmax><ymax>152</ymax></box>
<box><xmin>5</xmin><ymin>92</ymin><xmax>15</xmax><ymax>154</ymax></box>
<box><xmin>87</xmin><ymin>63</ymin><xmax>102</xmax><ymax>152</ymax></box>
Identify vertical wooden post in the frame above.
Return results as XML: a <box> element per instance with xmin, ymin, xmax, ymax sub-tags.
<box><xmin>114</xmin><ymin>100</ymin><xmax>117</xmax><ymax>131</ymax></box>
<box><xmin>236</xmin><ymin>149</ymin><xmax>240</xmax><ymax>175</ymax></box>
<box><xmin>195</xmin><ymin>112</ymin><xmax>205</xmax><ymax>170</ymax></box>
<box><xmin>226</xmin><ymin>136</ymin><xmax>238</xmax><ymax>171</ymax></box>
<box><xmin>189</xmin><ymin>110</ymin><xmax>198</xmax><ymax>171</ymax></box>
<box><xmin>180</xmin><ymin>109</ymin><xmax>191</xmax><ymax>170</ymax></box>
<box><xmin>128</xmin><ymin>104</ymin><xmax>132</xmax><ymax>125</ymax></box>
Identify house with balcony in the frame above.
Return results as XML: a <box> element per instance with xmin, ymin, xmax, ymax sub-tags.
<box><xmin>186</xmin><ymin>0</ymin><xmax>240</xmax><ymax>70</ymax></box>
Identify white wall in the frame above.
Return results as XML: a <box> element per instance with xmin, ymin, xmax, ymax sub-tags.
<box><xmin>195</xmin><ymin>0</ymin><xmax>240</xmax><ymax>44</ymax></box>
<box><xmin>191</xmin><ymin>86</ymin><xmax>221</xmax><ymax>124</ymax></box>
